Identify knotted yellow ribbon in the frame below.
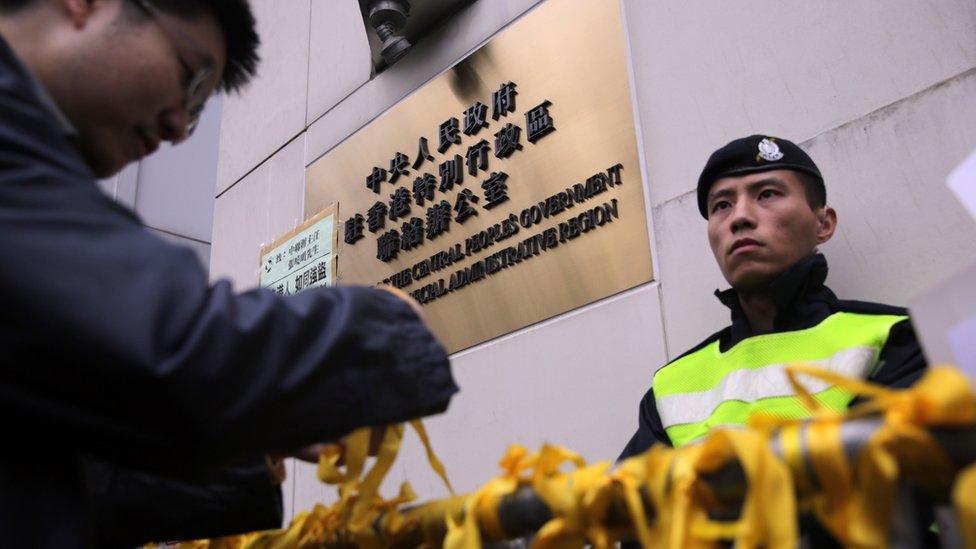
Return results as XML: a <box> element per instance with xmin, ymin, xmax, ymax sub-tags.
<box><xmin>530</xmin><ymin>444</ymin><xmax>589</xmax><ymax>548</ymax></box>
<box><xmin>444</xmin><ymin>443</ymin><xmax>636</xmax><ymax>549</ymax></box>
<box><xmin>170</xmin><ymin>420</ymin><xmax>452</xmax><ymax>549</ymax></box>
<box><xmin>751</xmin><ymin>364</ymin><xmax>976</xmax><ymax>547</ymax></box>
<box><xmin>617</xmin><ymin>444</ymin><xmax>674</xmax><ymax>549</ymax></box>
<box><xmin>160</xmin><ymin>365</ymin><xmax>976</xmax><ymax>549</ymax></box>
<box><xmin>661</xmin><ymin>429</ymin><xmax>797</xmax><ymax>549</ymax></box>
<box><xmin>444</xmin><ymin>431</ymin><xmax>795</xmax><ymax>548</ymax></box>
<box><xmin>444</xmin><ymin>444</ymin><xmax>528</xmax><ymax>549</ymax></box>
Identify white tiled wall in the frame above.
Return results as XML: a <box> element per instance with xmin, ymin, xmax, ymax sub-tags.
<box><xmin>810</xmin><ymin>71</ymin><xmax>976</xmax><ymax>307</ymax></box>
<box><xmin>216</xmin><ymin>0</ymin><xmax>313</xmax><ymax>195</ymax></box>
<box><xmin>623</xmin><ymin>0</ymin><xmax>976</xmax><ymax>207</ymax></box>
<box><xmin>136</xmin><ymin>97</ymin><xmax>223</xmax><ymax>242</ymax></box>
<box><xmin>97</xmin><ymin>163</ymin><xmax>139</xmax><ymax>209</ymax></box>
<box><xmin>306</xmin><ymin>0</ymin><xmax>373</xmax><ymax>125</ymax></box>
<box><xmin>148</xmin><ymin>227</ymin><xmax>212</xmax><ymax>270</ymax></box>
<box><xmin>97</xmin><ymin>98</ymin><xmax>223</xmax><ymax>276</ymax></box>
<box><xmin>210</xmin><ymin>134</ymin><xmax>307</xmax><ymax>289</ymax></box>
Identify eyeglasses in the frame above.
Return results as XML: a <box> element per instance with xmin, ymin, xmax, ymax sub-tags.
<box><xmin>130</xmin><ymin>0</ymin><xmax>215</xmax><ymax>140</ymax></box>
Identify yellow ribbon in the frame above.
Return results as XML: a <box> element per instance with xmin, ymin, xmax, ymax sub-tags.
<box><xmin>779</xmin><ymin>424</ymin><xmax>814</xmax><ymax>498</ymax></box>
<box><xmin>626</xmin><ymin>444</ymin><xmax>676</xmax><ymax>549</ymax></box>
<box><xmin>751</xmin><ymin>364</ymin><xmax>976</xmax><ymax>547</ymax></box>
<box><xmin>660</xmin><ymin>429</ymin><xmax>797</xmax><ymax>549</ymax></box>
<box><xmin>444</xmin><ymin>443</ymin><xmax>633</xmax><ymax>549</ymax></box>
<box><xmin>159</xmin><ymin>365</ymin><xmax>976</xmax><ymax>549</ymax></box>
<box><xmin>410</xmin><ymin>420</ymin><xmax>455</xmax><ymax>496</ymax></box>
<box><xmin>169</xmin><ymin>420</ymin><xmax>452</xmax><ymax>549</ymax></box>
<box><xmin>531</xmin><ymin>444</ymin><xmax>588</xmax><ymax>548</ymax></box>
<box><xmin>444</xmin><ymin>444</ymin><xmax>529</xmax><ymax>549</ymax></box>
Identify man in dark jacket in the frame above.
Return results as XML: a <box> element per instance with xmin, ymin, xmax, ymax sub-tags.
<box><xmin>0</xmin><ymin>1</ymin><xmax>458</xmax><ymax>546</ymax></box>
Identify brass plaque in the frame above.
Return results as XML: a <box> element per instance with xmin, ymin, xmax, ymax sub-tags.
<box><xmin>306</xmin><ymin>0</ymin><xmax>653</xmax><ymax>353</ymax></box>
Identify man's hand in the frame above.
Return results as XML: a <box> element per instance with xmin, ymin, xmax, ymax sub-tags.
<box><xmin>270</xmin><ymin>291</ymin><xmax>425</xmax><ymax>470</ymax></box>
<box><xmin>287</xmin><ymin>443</ymin><xmax>332</xmax><ymax>464</ymax></box>
<box><xmin>285</xmin><ymin>426</ymin><xmax>388</xmax><ymax>464</ymax></box>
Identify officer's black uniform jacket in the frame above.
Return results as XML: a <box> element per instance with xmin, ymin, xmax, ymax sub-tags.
<box><xmin>620</xmin><ymin>253</ymin><xmax>927</xmax><ymax>459</ymax></box>
<box><xmin>0</xmin><ymin>34</ymin><xmax>458</xmax><ymax>547</ymax></box>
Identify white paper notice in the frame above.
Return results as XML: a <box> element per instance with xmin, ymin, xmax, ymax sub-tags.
<box><xmin>948</xmin><ymin>147</ymin><xmax>976</xmax><ymax>222</ymax></box>
<box><xmin>259</xmin><ymin>214</ymin><xmax>334</xmax><ymax>295</ymax></box>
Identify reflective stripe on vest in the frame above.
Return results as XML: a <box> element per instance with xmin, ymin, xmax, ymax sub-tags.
<box><xmin>653</xmin><ymin>312</ymin><xmax>906</xmax><ymax>447</ymax></box>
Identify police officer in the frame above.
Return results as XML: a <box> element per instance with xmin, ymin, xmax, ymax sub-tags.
<box><xmin>0</xmin><ymin>1</ymin><xmax>457</xmax><ymax>546</ymax></box>
<box><xmin>618</xmin><ymin>134</ymin><xmax>931</xmax><ymax>545</ymax></box>
<box><xmin>620</xmin><ymin>135</ymin><xmax>926</xmax><ymax>454</ymax></box>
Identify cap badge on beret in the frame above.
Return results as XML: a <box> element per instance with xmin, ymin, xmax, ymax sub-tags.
<box><xmin>756</xmin><ymin>137</ymin><xmax>784</xmax><ymax>162</ymax></box>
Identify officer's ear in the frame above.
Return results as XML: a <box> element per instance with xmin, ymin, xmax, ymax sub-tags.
<box><xmin>814</xmin><ymin>205</ymin><xmax>837</xmax><ymax>244</ymax></box>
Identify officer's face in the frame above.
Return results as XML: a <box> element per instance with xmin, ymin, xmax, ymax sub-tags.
<box><xmin>706</xmin><ymin>170</ymin><xmax>836</xmax><ymax>292</ymax></box>
<box><xmin>45</xmin><ymin>0</ymin><xmax>227</xmax><ymax>177</ymax></box>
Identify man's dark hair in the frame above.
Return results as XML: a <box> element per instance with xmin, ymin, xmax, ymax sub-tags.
<box><xmin>126</xmin><ymin>0</ymin><xmax>260</xmax><ymax>93</ymax></box>
<box><xmin>0</xmin><ymin>0</ymin><xmax>260</xmax><ymax>92</ymax></box>
<box><xmin>794</xmin><ymin>170</ymin><xmax>827</xmax><ymax>210</ymax></box>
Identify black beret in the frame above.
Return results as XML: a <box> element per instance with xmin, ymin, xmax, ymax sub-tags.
<box><xmin>696</xmin><ymin>134</ymin><xmax>824</xmax><ymax>218</ymax></box>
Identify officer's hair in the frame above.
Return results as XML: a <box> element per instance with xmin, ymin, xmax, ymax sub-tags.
<box><xmin>795</xmin><ymin>171</ymin><xmax>827</xmax><ymax>210</ymax></box>
<box><xmin>0</xmin><ymin>0</ymin><xmax>259</xmax><ymax>93</ymax></box>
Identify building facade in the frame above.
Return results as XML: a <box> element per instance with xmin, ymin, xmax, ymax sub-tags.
<box><xmin>195</xmin><ymin>0</ymin><xmax>976</xmax><ymax>522</ymax></box>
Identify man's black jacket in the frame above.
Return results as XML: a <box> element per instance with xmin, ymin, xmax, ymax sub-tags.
<box><xmin>82</xmin><ymin>456</ymin><xmax>284</xmax><ymax>547</ymax></box>
<box><xmin>0</xmin><ymin>34</ymin><xmax>458</xmax><ymax>547</ymax></box>
<box><xmin>620</xmin><ymin>253</ymin><xmax>927</xmax><ymax>458</ymax></box>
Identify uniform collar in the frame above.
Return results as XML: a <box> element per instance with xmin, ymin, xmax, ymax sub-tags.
<box><xmin>714</xmin><ymin>253</ymin><xmax>833</xmax><ymax>348</ymax></box>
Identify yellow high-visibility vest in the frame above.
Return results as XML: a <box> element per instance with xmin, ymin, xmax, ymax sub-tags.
<box><xmin>654</xmin><ymin>311</ymin><xmax>907</xmax><ymax>448</ymax></box>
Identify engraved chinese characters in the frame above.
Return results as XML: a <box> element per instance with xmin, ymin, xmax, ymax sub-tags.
<box><xmin>308</xmin><ymin>0</ymin><xmax>653</xmax><ymax>353</ymax></box>
<box><xmin>345</xmin><ymin>82</ymin><xmax>558</xmax><ymax>266</ymax></box>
